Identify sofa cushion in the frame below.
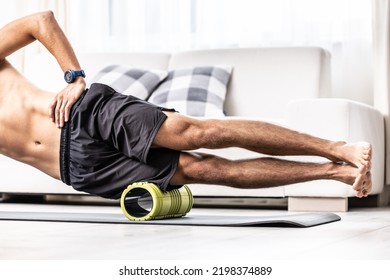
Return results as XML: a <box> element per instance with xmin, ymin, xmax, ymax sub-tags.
<box><xmin>148</xmin><ymin>65</ymin><xmax>232</xmax><ymax>117</ymax></box>
<box><xmin>90</xmin><ymin>65</ymin><xmax>168</xmax><ymax>99</ymax></box>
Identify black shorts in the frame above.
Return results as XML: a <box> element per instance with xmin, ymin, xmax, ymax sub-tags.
<box><xmin>60</xmin><ymin>83</ymin><xmax>181</xmax><ymax>199</ymax></box>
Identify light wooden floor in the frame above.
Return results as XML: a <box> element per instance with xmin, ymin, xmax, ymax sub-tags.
<box><xmin>0</xmin><ymin>202</ymin><xmax>389</xmax><ymax>260</ymax></box>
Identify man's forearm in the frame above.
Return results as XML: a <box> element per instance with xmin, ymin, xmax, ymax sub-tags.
<box><xmin>28</xmin><ymin>11</ymin><xmax>87</xmax><ymax>127</ymax></box>
<box><xmin>0</xmin><ymin>11</ymin><xmax>81</xmax><ymax>72</ymax></box>
<box><xmin>31</xmin><ymin>11</ymin><xmax>81</xmax><ymax>72</ymax></box>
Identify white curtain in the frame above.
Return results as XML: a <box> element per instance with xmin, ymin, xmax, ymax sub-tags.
<box><xmin>0</xmin><ymin>0</ymin><xmax>66</xmax><ymax>27</ymax></box>
<box><xmin>373</xmin><ymin>0</ymin><xmax>390</xmax><ymax>184</ymax></box>
<box><xmin>65</xmin><ymin>0</ymin><xmax>373</xmax><ymax>105</ymax></box>
<box><xmin>1</xmin><ymin>0</ymin><xmax>373</xmax><ymax>104</ymax></box>
<box><xmin>1</xmin><ymin>0</ymin><xmax>374</xmax><ymax>108</ymax></box>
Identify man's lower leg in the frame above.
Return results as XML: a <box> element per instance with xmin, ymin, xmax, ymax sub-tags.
<box><xmin>198</xmin><ymin>119</ymin><xmax>371</xmax><ymax>170</ymax></box>
<box><xmin>172</xmin><ymin>152</ymin><xmax>370</xmax><ymax>197</ymax></box>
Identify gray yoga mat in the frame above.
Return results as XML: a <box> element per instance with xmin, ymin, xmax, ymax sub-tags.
<box><xmin>0</xmin><ymin>211</ymin><xmax>340</xmax><ymax>227</ymax></box>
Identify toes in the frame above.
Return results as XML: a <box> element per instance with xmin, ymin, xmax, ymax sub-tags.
<box><xmin>361</xmin><ymin>142</ymin><xmax>372</xmax><ymax>151</ymax></box>
<box><xmin>358</xmin><ymin>164</ymin><xmax>368</xmax><ymax>175</ymax></box>
<box><xmin>361</xmin><ymin>153</ymin><xmax>370</xmax><ymax>161</ymax></box>
<box><xmin>353</xmin><ymin>171</ymin><xmax>372</xmax><ymax>198</ymax></box>
<box><xmin>364</xmin><ymin>172</ymin><xmax>372</xmax><ymax>197</ymax></box>
<box><xmin>359</xmin><ymin>160</ymin><xmax>371</xmax><ymax>172</ymax></box>
<box><xmin>359</xmin><ymin>141</ymin><xmax>372</xmax><ymax>159</ymax></box>
<box><xmin>353</xmin><ymin>173</ymin><xmax>364</xmax><ymax>191</ymax></box>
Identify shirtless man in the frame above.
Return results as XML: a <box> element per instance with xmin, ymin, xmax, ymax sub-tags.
<box><xmin>0</xmin><ymin>11</ymin><xmax>372</xmax><ymax>199</ymax></box>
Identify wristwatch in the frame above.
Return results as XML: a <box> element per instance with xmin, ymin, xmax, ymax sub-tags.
<box><xmin>64</xmin><ymin>69</ymin><xmax>86</xmax><ymax>83</ymax></box>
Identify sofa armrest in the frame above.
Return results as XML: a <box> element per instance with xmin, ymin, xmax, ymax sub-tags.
<box><xmin>285</xmin><ymin>98</ymin><xmax>385</xmax><ymax>196</ymax></box>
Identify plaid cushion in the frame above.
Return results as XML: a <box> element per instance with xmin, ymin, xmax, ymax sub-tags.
<box><xmin>90</xmin><ymin>65</ymin><xmax>168</xmax><ymax>99</ymax></box>
<box><xmin>148</xmin><ymin>66</ymin><xmax>232</xmax><ymax>117</ymax></box>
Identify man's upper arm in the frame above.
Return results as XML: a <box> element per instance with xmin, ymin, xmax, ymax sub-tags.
<box><xmin>0</xmin><ymin>13</ymin><xmax>41</xmax><ymax>60</ymax></box>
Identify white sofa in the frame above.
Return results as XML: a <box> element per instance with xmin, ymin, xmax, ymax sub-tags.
<box><xmin>0</xmin><ymin>47</ymin><xmax>385</xmax><ymax>211</ymax></box>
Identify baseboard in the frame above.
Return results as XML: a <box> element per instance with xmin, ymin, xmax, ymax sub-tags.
<box><xmin>194</xmin><ymin>196</ymin><xmax>288</xmax><ymax>209</ymax></box>
<box><xmin>2</xmin><ymin>192</ymin><xmax>385</xmax><ymax>212</ymax></box>
<box><xmin>46</xmin><ymin>194</ymin><xmax>289</xmax><ymax>209</ymax></box>
<box><xmin>1</xmin><ymin>193</ymin><xmax>288</xmax><ymax>209</ymax></box>
<box><xmin>45</xmin><ymin>194</ymin><xmax>118</xmax><ymax>205</ymax></box>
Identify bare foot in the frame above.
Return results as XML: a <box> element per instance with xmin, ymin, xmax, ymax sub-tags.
<box><xmin>334</xmin><ymin>163</ymin><xmax>372</xmax><ymax>198</ymax></box>
<box><xmin>352</xmin><ymin>168</ymin><xmax>372</xmax><ymax>198</ymax></box>
<box><xmin>330</xmin><ymin>141</ymin><xmax>372</xmax><ymax>173</ymax></box>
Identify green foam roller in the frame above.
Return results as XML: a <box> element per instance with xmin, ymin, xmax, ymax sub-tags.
<box><xmin>120</xmin><ymin>182</ymin><xmax>194</xmax><ymax>221</ymax></box>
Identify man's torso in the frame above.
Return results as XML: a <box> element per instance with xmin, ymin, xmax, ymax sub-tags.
<box><xmin>0</xmin><ymin>59</ymin><xmax>61</xmax><ymax>179</ymax></box>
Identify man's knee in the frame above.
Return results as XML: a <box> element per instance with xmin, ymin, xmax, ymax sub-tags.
<box><xmin>169</xmin><ymin>118</ymin><xmax>214</xmax><ymax>149</ymax></box>
<box><xmin>184</xmin><ymin>123</ymin><xmax>207</xmax><ymax>149</ymax></box>
<box><xmin>183</xmin><ymin>120</ymin><xmax>221</xmax><ymax>149</ymax></box>
<box><xmin>170</xmin><ymin>152</ymin><xmax>198</xmax><ymax>184</ymax></box>
<box><xmin>156</xmin><ymin>112</ymin><xmax>221</xmax><ymax>150</ymax></box>
<box><xmin>171</xmin><ymin>152</ymin><xmax>227</xmax><ymax>185</ymax></box>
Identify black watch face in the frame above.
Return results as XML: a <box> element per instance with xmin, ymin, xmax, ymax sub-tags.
<box><xmin>65</xmin><ymin>71</ymin><xmax>73</xmax><ymax>83</ymax></box>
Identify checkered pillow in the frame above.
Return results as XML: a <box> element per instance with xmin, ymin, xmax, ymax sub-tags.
<box><xmin>147</xmin><ymin>66</ymin><xmax>232</xmax><ymax>117</ymax></box>
<box><xmin>90</xmin><ymin>65</ymin><xmax>168</xmax><ymax>99</ymax></box>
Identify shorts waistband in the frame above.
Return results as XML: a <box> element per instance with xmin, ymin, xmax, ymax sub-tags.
<box><xmin>60</xmin><ymin>89</ymin><xmax>88</xmax><ymax>185</ymax></box>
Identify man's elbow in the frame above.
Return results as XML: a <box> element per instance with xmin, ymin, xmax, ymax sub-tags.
<box><xmin>37</xmin><ymin>10</ymin><xmax>55</xmax><ymax>22</ymax></box>
<box><xmin>31</xmin><ymin>10</ymin><xmax>56</xmax><ymax>38</ymax></box>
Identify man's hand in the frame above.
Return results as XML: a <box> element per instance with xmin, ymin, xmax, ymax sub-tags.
<box><xmin>1</xmin><ymin>11</ymin><xmax>87</xmax><ymax>128</ymax></box>
<box><xmin>49</xmin><ymin>78</ymin><xmax>86</xmax><ymax>128</ymax></box>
